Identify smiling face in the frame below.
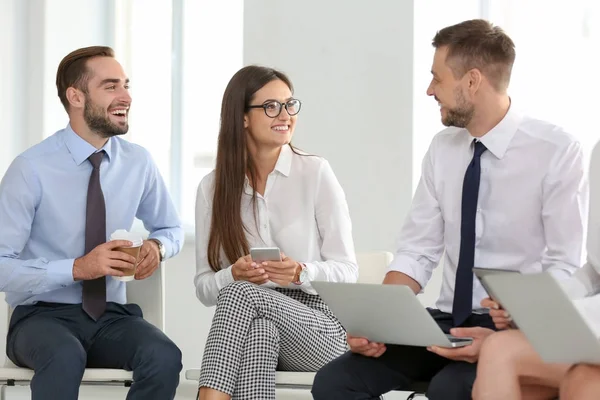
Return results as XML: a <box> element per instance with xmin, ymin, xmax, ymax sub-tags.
<box><xmin>81</xmin><ymin>56</ymin><xmax>132</xmax><ymax>137</ymax></box>
<box><xmin>244</xmin><ymin>79</ymin><xmax>297</xmax><ymax>150</ymax></box>
<box><xmin>426</xmin><ymin>46</ymin><xmax>475</xmax><ymax>128</ymax></box>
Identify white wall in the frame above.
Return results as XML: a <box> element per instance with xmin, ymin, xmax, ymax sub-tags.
<box><xmin>244</xmin><ymin>0</ymin><xmax>415</xmax><ymax>254</ymax></box>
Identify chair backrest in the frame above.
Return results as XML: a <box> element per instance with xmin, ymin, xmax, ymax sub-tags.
<box><xmin>126</xmin><ymin>262</ymin><xmax>165</xmax><ymax>331</ymax></box>
<box><xmin>356</xmin><ymin>252</ymin><xmax>394</xmax><ymax>284</ymax></box>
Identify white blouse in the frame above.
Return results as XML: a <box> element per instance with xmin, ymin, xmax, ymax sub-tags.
<box><xmin>194</xmin><ymin>145</ymin><xmax>358</xmax><ymax>306</ymax></box>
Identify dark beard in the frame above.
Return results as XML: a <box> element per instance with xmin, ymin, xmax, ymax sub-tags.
<box><xmin>84</xmin><ymin>99</ymin><xmax>129</xmax><ymax>138</ymax></box>
<box><xmin>443</xmin><ymin>106</ymin><xmax>474</xmax><ymax>128</ymax></box>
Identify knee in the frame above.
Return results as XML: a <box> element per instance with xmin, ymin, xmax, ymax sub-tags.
<box><xmin>479</xmin><ymin>330</ymin><xmax>523</xmax><ymax>365</ymax></box>
<box><xmin>43</xmin><ymin>342</ymin><xmax>87</xmax><ymax>376</ymax></box>
<box><xmin>311</xmin><ymin>357</ymin><xmax>347</xmax><ymax>399</ymax></box>
<box><xmin>140</xmin><ymin>338</ymin><xmax>182</xmax><ymax>377</ymax></box>
<box><xmin>248</xmin><ymin>318</ymin><xmax>279</xmax><ymax>345</ymax></box>
<box><xmin>560</xmin><ymin>364</ymin><xmax>598</xmax><ymax>399</ymax></box>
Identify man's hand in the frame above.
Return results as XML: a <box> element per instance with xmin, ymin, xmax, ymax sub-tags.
<box><xmin>347</xmin><ymin>334</ymin><xmax>387</xmax><ymax>358</ymax></box>
<box><xmin>73</xmin><ymin>240</ymin><xmax>136</xmax><ymax>280</ymax></box>
<box><xmin>427</xmin><ymin>327</ymin><xmax>495</xmax><ymax>363</ymax></box>
<box><xmin>262</xmin><ymin>254</ymin><xmax>299</xmax><ymax>286</ymax></box>
<box><xmin>481</xmin><ymin>297</ymin><xmax>513</xmax><ymax>330</ymax></box>
<box><xmin>232</xmin><ymin>255</ymin><xmax>270</xmax><ymax>284</ymax></box>
<box><xmin>134</xmin><ymin>240</ymin><xmax>161</xmax><ymax>280</ymax></box>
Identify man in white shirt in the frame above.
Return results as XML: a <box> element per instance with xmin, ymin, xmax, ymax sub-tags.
<box><xmin>312</xmin><ymin>19</ymin><xmax>587</xmax><ymax>400</ymax></box>
<box><xmin>472</xmin><ymin>141</ymin><xmax>600</xmax><ymax>400</ymax></box>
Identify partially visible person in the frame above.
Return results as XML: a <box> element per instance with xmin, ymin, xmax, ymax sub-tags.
<box><xmin>194</xmin><ymin>65</ymin><xmax>358</xmax><ymax>400</ymax></box>
<box><xmin>473</xmin><ymin>141</ymin><xmax>600</xmax><ymax>400</ymax></box>
<box><xmin>560</xmin><ymin>364</ymin><xmax>600</xmax><ymax>399</ymax></box>
<box><xmin>0</xmin><ymin>46</ymin><xmax>184</xmax><ymax>400</ymax></box>
<box><xmin>312</xmin><ymin>19</ymin><xmax>587</xmax><ymax>400</ymax></box>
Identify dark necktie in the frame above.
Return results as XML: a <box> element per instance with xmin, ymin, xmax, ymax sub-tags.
<box><xmin>82</xmin><ymin>151</ymin><xmax>107</xmax><ymax>320</ymax></box>
<box><xmin>452</xmin><ymin>140</ymin><xmax>487</xmax><ymax>327</ymax></box>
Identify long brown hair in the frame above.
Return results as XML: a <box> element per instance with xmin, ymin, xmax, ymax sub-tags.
<box><xmin>207</xmin><ymin>65</ymin><xmax>294</xmax><ymax>272</ymax></box>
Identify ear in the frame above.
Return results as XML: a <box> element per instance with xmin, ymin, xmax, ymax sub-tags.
<box><xmin>466</xmin><ymin>69</ymin><xmax>483</xmax><ymax>93</ymax></box>
<box><xmin>66</xmin><ymin>87</ymin><xmax>85</xmax><ymax>110</ymax></box>
<box><xmin>243</xmin><ymin>114</ymin><xmax>249</xmax><ymax>129</ymax></box>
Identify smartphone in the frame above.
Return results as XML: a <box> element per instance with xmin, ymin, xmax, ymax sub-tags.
<box><xmin>473</xmin><ymin>267</ymin><xmax>519</xmax><ymax>329</ymax></box>
<box><xmin>250</xmin><ymin>247</ymin><xmax>281</xmax><ymax>262</ymax></box>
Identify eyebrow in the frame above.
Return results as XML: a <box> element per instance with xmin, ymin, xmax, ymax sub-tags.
<box><xmin>262</xmin><ymin>97</ymin><xmax>294</xmax><ymax>104</ymax></box>
<box><xmin>98</xmin><ymin>78</ymin><xmax>130</xmax><ymax>87</ymax></box>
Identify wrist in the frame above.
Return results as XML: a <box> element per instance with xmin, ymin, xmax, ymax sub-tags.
<box><xmin>73</xmin><ymin>257</ymin><xmax>84</xmax><ymax>281</ymax></box>
<box><xmin>148</xmin><ymin>239</ymin><xmax>165</xmax><ymax>261</ymax></box>
<box><xmin>292</xmin><ymin>262</ymin><xmax>307</xmax><ymax>285</ymax></box>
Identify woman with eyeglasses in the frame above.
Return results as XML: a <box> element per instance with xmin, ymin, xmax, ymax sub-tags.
<box><xmin>194</xmin><ymin>65</ymin><xmax>358</xmax><ymax>400</ymax></box>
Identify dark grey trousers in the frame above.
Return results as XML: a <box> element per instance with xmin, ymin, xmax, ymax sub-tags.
<box><xmin>312</xmin><ymin>309</ymin><xmax>496</xmax><ymax>400</ymax></box>
<box><xmin>6</xmin><ymin>301</ymin><xmax>182</xmax><ymax>400</ymax></box>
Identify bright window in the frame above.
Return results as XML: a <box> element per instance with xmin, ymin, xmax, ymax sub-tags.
<box><xmin>114</xmin><ymin>0</ymin><xmax>244</xmax><ymax>231</ymax></box>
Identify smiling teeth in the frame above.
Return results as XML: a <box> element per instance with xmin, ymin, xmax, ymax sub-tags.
<box><xmin>273</xmin><ymin>126</ymin><xmax>288</xmax><ymax>131</ymax></box>
<box><xmin>111</xmin><ymin>110</ymin><xmax>127</xmax><ymax>115</ymax></box>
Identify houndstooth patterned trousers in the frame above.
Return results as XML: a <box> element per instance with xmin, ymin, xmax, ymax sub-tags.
<box><xmin>199</xmin><ymin>281</ymin><xmax>347</xmax><ymax>399</ymax></box>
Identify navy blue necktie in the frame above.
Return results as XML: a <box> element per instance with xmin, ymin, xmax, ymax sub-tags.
<box><xmin>452</xmin><ymin>140</ymin><xmax>487</xmax><ymax>327</ymax></box>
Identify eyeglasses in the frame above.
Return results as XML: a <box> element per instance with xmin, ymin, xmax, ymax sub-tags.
<box><xmin>247</xmin><ymin>99</ymin><xmax>302</xmax><ymax>118</ymax></box>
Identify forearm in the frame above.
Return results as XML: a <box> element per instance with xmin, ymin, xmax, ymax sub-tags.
<box><xmin>383</xmin><ymin>271</ymin><xmax>421</xmax><ymax>294</ymax></box>
<box><xmin>0</xmin><ymin>256</ymin><xmax>74</xmax><ymax>294</ymax></box>
<box><xmin>194</xmin><ymin>266</ymin><xmax>233</xmax><ymax>307</ymax></box>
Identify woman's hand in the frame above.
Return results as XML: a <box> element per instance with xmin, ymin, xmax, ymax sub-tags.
<box><xmin>262</xmin><ymin>253</ymin><xmax>301</xmax><ymax>286</ymax></box>
<box><xmin>231</xmin><ymin>255</ymin><xmax>270</xmax><ymax>284</ymax></box>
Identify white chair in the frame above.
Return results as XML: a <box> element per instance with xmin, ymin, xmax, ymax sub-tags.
<box><xmin>184</xmin><ymin>252</ymin><xmax>395</xmax><ymax>392</ymax></box>
<box><xmin>0</xmin><ymin>264</ymin><xmax>165</xmax><ymax>399</ymax></box>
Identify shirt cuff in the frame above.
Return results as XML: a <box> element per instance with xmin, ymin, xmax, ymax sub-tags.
<box><xmin>296</xmin><ymin>262</ymin><xmax>318</xmax><ymax>294</ymax></box>
<box><xmin>46</xmin><ymin>259</ymin><xmax>76</xmax><ymax>289</ymax></box>
<box><xmin>215</xmin><ymin>265</ymin><xmax>235</xmax><ymax>290</ymax></box>
<box><xmin>386</xmin><ymin>254</ymin><xmax>429</xmax><ymax>293</ymax></box>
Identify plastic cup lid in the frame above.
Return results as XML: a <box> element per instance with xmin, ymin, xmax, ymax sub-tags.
<box><xmin>109</xmin><ymin>229</ymin><xmax>143</xmax><ymax>247</ymax></box>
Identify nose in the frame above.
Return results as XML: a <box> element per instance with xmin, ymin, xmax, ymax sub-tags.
<box><xmin>118</xmin><ymin>87</ymin><xmax>132</xmax><ymax>104</ymax></box>
<box><xmin>426</xmin><ymin>81</ymin><xmax>435</xmax><ymax>97</ymax></box>
<box><xmin>278</xmin><ymin>107</ymin><xmax>291</xmax><ymax>121</ymax></box>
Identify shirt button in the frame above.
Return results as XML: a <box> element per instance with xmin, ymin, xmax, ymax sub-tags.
<box><xmin>477</xmin><ymin>208</ymin><xmax>482</xmax><ymax>212</ymax></box>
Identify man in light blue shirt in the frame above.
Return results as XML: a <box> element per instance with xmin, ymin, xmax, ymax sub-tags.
<box><xmin>0</xmin><ymin>46</ymin><xmax>184</xmax><ymax>400</ymax></box>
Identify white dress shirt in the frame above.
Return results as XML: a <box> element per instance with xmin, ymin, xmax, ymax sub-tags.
<box><xmin>559</xmin><ymin>141</ymin><xmax>600</xmax><ymax>336</ymax></box>
<box><xmin>387</xmin><ymin>106</ymin><xmax>588</xmax><ymax>313</ymax></box>
<box><xmin>194</xmin><ymin>145</ymin><xmax>358</xmax><ymax>306</ymax></box>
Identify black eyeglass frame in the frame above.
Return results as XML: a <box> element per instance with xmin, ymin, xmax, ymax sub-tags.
<box><xmin>247</xmin><ymin>99</ymin><xmax>302</xmax><ymax>118</ymax></box>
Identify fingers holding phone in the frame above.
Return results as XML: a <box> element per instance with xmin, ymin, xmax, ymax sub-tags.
<box><xmin>231</xmin><ymin>255</ymin><xmax>269</xmax><ymax>284</ymax></box>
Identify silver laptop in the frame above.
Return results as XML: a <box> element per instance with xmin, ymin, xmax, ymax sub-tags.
<box><xmin>312</xmin><ymin>281</ymin><xmax>472</xmax><ymax>348</ymax></box>
<box><xmin>482</xmin><ymin>272</ymin><xmax>600</xmax><ymax>364</ymax></box>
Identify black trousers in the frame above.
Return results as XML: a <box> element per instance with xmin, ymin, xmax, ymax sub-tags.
<box><xmin>312</xmin><ymin>309</ymin><xmax>496</xmax><ymax>400</ymax></box>
<box><xmin>6</xmin><ymin>301</ymin><xmax>182</xmax><ymax>400</ymax></box>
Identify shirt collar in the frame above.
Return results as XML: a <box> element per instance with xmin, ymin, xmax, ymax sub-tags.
<box><xmin>64</xmin><ymin>124</ymin><xmax>113</xmax><ymax>165</ymax></box>
<box><xmin>242</xmin><ymin>145</ymin><xmax>293</xmax><ymax>196</ymax></box>
<box><xmin>472</xmin><ymin>103</ymin><xmax>522</xmax><ymax>159</ymax></box>
<box><xmin>274</xmin><ymin>145</ymin><xmax>293</xmax><ymax>177</ymax></box>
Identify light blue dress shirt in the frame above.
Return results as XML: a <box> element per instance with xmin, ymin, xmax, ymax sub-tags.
<box><xmin>0</xmin><ymin>125</ymin><xmax>184</xmax><ymax>307</ymax></box>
